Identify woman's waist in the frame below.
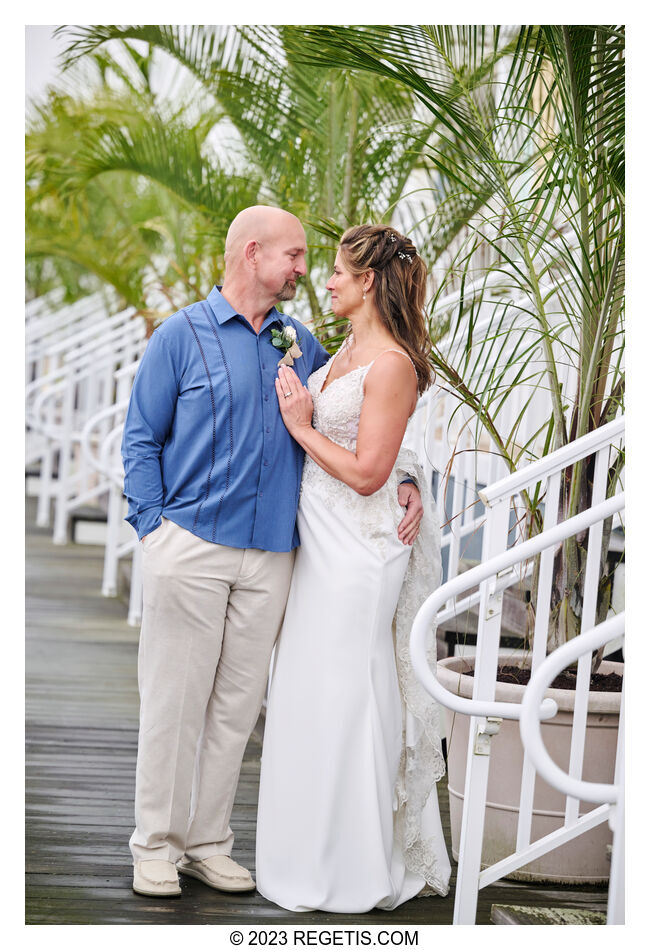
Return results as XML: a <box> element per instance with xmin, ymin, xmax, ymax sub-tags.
<box><xmin>301</xmin><ymin>456</ymin><xmax>403</xmax><ymax>512</ymax></box>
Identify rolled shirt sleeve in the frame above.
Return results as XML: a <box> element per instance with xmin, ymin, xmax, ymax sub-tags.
<box><xmin>121</xmin><ymin>331</ymin><xmax>179</xmax><ymax>539</ymax></box>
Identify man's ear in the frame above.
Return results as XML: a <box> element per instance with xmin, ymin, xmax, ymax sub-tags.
<box><xmin>244</xmin><ymin>239</ymin><xmax>258</xmax><ymax>266</ymax></box>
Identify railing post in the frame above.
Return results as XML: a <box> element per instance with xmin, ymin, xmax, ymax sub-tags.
<box><xmin>453</xmin><ymin>497</ymin><xmax>510</xmax><ymax>924</ymax></box>
<box><xmin>52</xmin><ymin>375</ymin><xmax>75</xmax><ymax>545</ymax></box>
<box><xmin>35</xmin><ymin>393</ymin><xmax>56</xmax><ymax>527</ymax></box>
<box><xmin>128</xmin><ymin>540</ymin><xmax>143</xmax><ymax>627</ymax></box>
<box><xmin>565</xmin><ymin>446</ymin><xmax>610</xmax><ymax>827</ymax></box>
<box><xmin>607</xmin><ymin>682</ymin><xmax>625</xmax><ymax>924</ymax></box>
<box><xmin>516</xmin><ymin>470</ymin><xmax>561</xmax><ymax>852</ymax></box>
<box><xmin>102</xmin><ymin>479</ymin><xmax>123</xmax><ymax>597</ymax></box>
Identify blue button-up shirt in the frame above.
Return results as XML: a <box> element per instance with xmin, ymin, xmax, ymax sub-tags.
<box><xmin>121</xmin><ymin>286</ymin><xmax>330</xmax><ymax>552</ymax></box>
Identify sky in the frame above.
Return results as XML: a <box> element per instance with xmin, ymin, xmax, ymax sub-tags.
<box><xmin>25</xmin><ymin>25</ymin><xmax>68</xmax><ymax>103</ymax></box>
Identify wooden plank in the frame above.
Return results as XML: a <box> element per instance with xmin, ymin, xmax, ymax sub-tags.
<box><xmin>491</xmin><ymin>904</ymin><xmax>606</xmax><ymax>925</ymax></box>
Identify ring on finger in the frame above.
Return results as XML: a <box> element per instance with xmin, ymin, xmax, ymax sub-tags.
<box><xmin>283</xmin><ymin>391</ymin><xmax>292</xmax><ymax>398</ymax></box>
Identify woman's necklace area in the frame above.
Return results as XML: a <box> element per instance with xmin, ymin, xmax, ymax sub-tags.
<box><xmin>341</xmin><ymin>333</ymin><xmax>394</xmax><ymax>370</ymax></box>
<box><xmin>340</xmin><ymin>333</ymin><xmax>375</xmax><ymax>369</ymax></box>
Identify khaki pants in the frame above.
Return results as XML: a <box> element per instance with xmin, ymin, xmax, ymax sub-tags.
<box><xmin>129</xmin><ymin>518</ymin><xmax>295</xmax><ymax>864</ymax></box>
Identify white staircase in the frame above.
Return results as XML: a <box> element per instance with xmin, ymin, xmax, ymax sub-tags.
<box><xmin>410</xmin><ymin>417</ymin><xmax>625</xmax><ymax>924</ymax></box>
<box><xmin>26</xmin><ymin>293</ymin><xmax>147</xmax><ymax>625</ymax></box>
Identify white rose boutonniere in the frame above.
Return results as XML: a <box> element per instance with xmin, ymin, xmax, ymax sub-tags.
<box><xmin>271</xmin><ymin>323</ymin><xmax>303</xmax><ymax>367</ymax></box>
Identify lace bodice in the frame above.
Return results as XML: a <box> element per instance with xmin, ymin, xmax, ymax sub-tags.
<box><xmin>299</xmin><ymin>354</ymin><xmax>449</xmax><ymax>896</ymax></box>
<box><xmin>309</xmin><ymin>358</ymin><xmax>369</xmax><ymax>449</ymax></box>
<box><xmin>307</xmin><ymin>347</ymin><xmax>417</xmax><ymax>449</ymax></box>
<box><xmin>301</xmin><ymin>360</ymin><xmax>406</xmax><ymax>548</ymax></box>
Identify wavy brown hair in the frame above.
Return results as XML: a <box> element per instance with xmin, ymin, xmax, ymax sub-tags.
<box><xmin>338</xmin><ymin>224</ymin><xmax>433</xmax><ymax>395</ymax></box>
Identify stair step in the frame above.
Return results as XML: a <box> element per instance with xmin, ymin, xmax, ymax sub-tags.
<box><xmin>25</xmin><ymin>474</ymin><xmax>41</xmax><ymax>496</ymax></box>
<box><xmin>25</xmin><ymin>464</ymin><xmax>42</xmax><ymax>497</ymax></box>
<box><xmin>73</xmin><ymin>520</ymin><xmax>134</xmax><ymax>547</ymax></box>
<box><xmin>490</xmin><ymin>904</ymin><xmax>606</xmax><ymax>925</ymax></box>
<box><xmin>70</xmin><ymin>504</ymin><xmax>107</xmax><ymax>523</ymax></box>
<box><xmin>70</xmin><ymin>505</ymin><xmax>107</xmax><ymax>545</ymax></box>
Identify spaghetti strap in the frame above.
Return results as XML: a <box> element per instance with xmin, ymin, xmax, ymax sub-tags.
<box><xmin>323</xmin><ymin>340</ymin><xmax>418</xmax><ymax>395</ymax></box>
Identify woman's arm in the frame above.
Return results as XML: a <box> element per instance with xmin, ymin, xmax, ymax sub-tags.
<box><xmin>275</xmin><ymin>354</ymin><xmax>417</xmax><ymax>497</ymax></box>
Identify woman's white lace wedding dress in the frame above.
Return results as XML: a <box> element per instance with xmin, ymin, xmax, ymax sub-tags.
<box><xmin>255</xmin><ymin>354</ymin><xmax>451</xmax><ymax>913</ymax></box>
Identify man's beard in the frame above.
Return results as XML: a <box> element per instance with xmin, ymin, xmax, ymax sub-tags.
<box><xmin>276</xmin><ymin>280</ymin><xmax>297</xmax><ymax>301</ymax></box>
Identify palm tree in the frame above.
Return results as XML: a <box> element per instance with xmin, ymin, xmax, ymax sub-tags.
<box><xmin>26</xmin><ymin>66</ymin><xmax>263</xmax><ymax>321</ymax></box>
<box><xmin>50</xmin><ymin>25</ymin><xmax>496</xmax><ymax>332</ymax></box>
<box><xmin>281</xmin><ymin>25</ymin><xmax>625</xmax><ymax>648</ymax></box>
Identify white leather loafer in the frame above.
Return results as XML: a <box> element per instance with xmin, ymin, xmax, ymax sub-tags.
<box><xmin>133</xmin><ymin>859</ymin><xmax>182</xmax><ymax>897</ymax></box>
<box><xmin>177</xmin><ymin>854</ymin><xmax>255</xmax><ymax>892</ymax></box>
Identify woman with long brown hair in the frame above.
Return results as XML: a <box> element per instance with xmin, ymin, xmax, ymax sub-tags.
<box><xmin>256</xmin><ymin>225</ymin><xmax>450</xmax><ymax>913</ymax></box>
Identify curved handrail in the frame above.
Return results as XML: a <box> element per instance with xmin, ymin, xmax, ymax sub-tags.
<box><xmin>46</xmin><ymin>307</ymin><xmax>137</xmax><ymax>358</ymax></box>
<box><xmin>99</xmin><ymin>425</ymin><xmax>126</xmax><ymax>486</ymax></box>
<box><xmin>409</xmin><ymin>492</ymin><xmax>624</xmax><ymax>721</ymax></box>
<box><xmin>26</xmin><ymin>368</ymin><xmax>67</xmax><ymax>405</ymax></box>
<box><xmin>80</xmin><ymin>400</ymin><xmax>129</xmax><ymax>481</ymax></box>
<box><xmin>28</xmin><ymin>341</ymin><xmax>142</xmax><ymax>434</ymax></box>
<box><xmin>519</xmin><ymin>614</ymin><xmax>624</xmax><ymax>804</ymax></box>
<box><xmin>436</xmin><ymin>560</ymin><xmax>534</xmax><ymax>626</ymax></box>
<box><xmin>28</xmin><ymin>378</ymin><xmax>69</xmax><ymax>436</ymax></box>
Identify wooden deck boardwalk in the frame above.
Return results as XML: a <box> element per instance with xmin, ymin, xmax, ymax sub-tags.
<box><xmin>25</xmin><ymin>497</ymin><xmax>609</xmax><ymax>926</ymax></box>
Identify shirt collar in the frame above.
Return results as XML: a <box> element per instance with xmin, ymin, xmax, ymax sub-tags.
<box><xmin>206</xmin><ymin>285</ymin><xmax>286</xmax><ymax>331</ymax></box>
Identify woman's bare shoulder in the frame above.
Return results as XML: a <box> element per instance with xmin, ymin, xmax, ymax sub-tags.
<box><xmin>367</xmin><ymin>348</ymin><xmax>417</xmax><ymax>382</ymax></box>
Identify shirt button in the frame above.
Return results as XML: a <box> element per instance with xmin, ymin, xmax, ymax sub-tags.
<box><xmin>264</xmin><ymin>395</ymin><xmax>269</xmax><ymax>402</ymax></box>
<box><xmin>262</xmin><ymin>363</ymin><xmax>266</xmax><ymax>369</ymax></box>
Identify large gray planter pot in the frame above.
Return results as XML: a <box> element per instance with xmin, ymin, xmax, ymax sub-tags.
<box><xmin>437</xmin><ymin>654</ymin><xmax>623</xmax><ymax>884</ymax></box>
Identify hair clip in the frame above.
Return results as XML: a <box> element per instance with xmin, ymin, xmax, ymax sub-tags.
<box><xmin>390</xmin><ymin>233</ymin><xmax>397</xmax><ymax>243</ymax></box>
<box><xmin>398</xmin><ymin>251</ymin><xmax>413</xmax><ymax>263</ymax></box>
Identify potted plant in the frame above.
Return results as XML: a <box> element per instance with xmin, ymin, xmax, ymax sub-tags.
<box><xmin>437</xmin><ymin>653</ymin><xmax>622</xmax><ymax>881</ymax></box>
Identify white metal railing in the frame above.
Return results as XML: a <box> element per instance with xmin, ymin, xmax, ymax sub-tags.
<box><xmin>26</xmin><ymin>293</ymin><xmax>112</xmax><ymax>468</ymax></box>
<box><xmin>410</xmin><ymin>417</ymin><xmax>624</xmax><ymax>924</ymax></box>
<box><xmin>26</xmin><ymin>291</ymin><xmax>146</xmax><ymax>625</ymax></box>
<box><xmin>26</xmin><ymin>292</ymin><xmax>149</xmax><ymax>628</ymax></box>
<box><xmin>27</xmin><ymin>310</ymin><xmax>146</xmax><ymax>541</ymax></box>
<box><xmin>25</xmin><ymin>287</ymin><xmax>66</xmax><ymax>322</ymax></box>
<box><xmin>26</xmin><ymin>291</ymin><xmax>115</xmax><ymax>392</ymax></box>
<box><xmin>479</xmin><ymin>418</ymin><xmax>626</xmax><ymax>509</ymax></box>
<box><xmin>26</xmin><ymin>296</ymin><xmax>133</xmax><ymax>490</ymax></box>
<box><xmin>79</xmin><ymin>395</ymin><xmax>143</xmax><ymax>626</ymax></box>
<box><xmin>520</xmin><ymin>617</ymin><xmax>625</xmax><ymax>924</ymax></box>
<box><xmin>411</xmin><ymin>492</ymin><xmax>623</xmax><ymax>715</ymax></box>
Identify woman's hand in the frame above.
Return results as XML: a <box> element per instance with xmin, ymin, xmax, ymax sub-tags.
<box><xmin>275</xmin><ymin>365</ymin><xmax>313</xmax><ymax>436</ymax></box>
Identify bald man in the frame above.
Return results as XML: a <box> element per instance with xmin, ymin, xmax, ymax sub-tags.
<box><xmin>121</xmin><ymin>206</ymin><xmax>424</xmax><ymax>898</ymax></box>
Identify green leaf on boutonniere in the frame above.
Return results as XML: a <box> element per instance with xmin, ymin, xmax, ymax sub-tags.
<box><xmin>271</xmin><ymin>324</ymin><xmax>302</xmax><ymax>364</ymax></box>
